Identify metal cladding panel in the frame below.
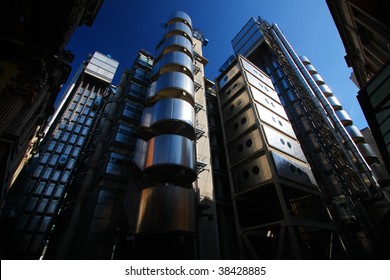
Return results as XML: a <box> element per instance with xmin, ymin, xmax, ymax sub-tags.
<box><xmin>232</xmin><ymin>154</ymin><xmax>272</xmax><ymax>193</ymax></box>
<box><xmin>143</xmin><ymin>134</ymin><xmax>197</xmax><ymax>183</ymax></box>
<box><xmin>133</xmin><ymin>139</ymin><xmax>148</xmax><ymax>171</ymax></box>
<box><xmin>255</xmin><ymin>103</ymin><xmax>296</xmax><ymax>138</ymax></box>
<box><xmin>319</xmin><ymin>84</ymin><xmax>333</xmax><ymax>97</ymax></box>
<box><xmin>219</xmin><ymin>76</ymin><xmax>246</xmax><ymax>106</ymax></box>
<box><xmin>225</xmin><ymin>108</ymin><xmax>258</xmax><ymax>142</ymax></box>
<box><xmin>156</xmin><ymin>35</ymin><xmax>193</xmax><ymax>59</ymax></box>
<box><xmin>222</xmin><ymin>89</ymin><xmax>251</xmax><ymax>122</ymax></box>
<box><xmin>228</xmin><ymin>129</ymin><xmax>263</xmax><ymax>164</ymax></box>
<box><xmin>218</xmin><ymin>63</ymin><xmax>241</xmax><ymax>90</ymax></box>
<box><xmin>240</xmin><ymin>59</ymin><xmax>274</xmax><ymax>88</ymax></box>
<box><xmin>305</xmin><ymin>64</ymin><xmax>317</xmax><ymax>74</ymax></box>
<box><xmin>247</xmin><ymin>76</ymin><xmax>280</xmax><ymax>105</ymax></box>
<box><xmin>250</xmin><ymin>86</ymin><xmax>289</xmax><ymax>120</ymax></box>
<box><xmin>357</xmin><ymin>143</ymin><xmax>378</xmax><ymax>164</ymax></box>
<box><xmin>166</xmin><ymin>22</ymin><xmax>193</xmax><ymax>42</ymax></box>
<box><xmin>270</xmin><ymin>152</ymin><xmax>318</xmax><ymax>187</ymax></box>
<box><xmin>300</xmin><ymin>56</ymin><xmax>310</xmax><ymax>65</ymax></box>
<box><xmin>136</xmin><ymin>186</ymin><xmax>196</xmax><ymax>234</ymax></box>
<box><xmin>327</xmin><ymin>96</ymin><xmax>342</xmax><ymax>110</ymax></box>
<box><xmin>85</xmin><ymin>52</ymin><xmax>118</xmax><ymax>83</ymax></box>
<box><xmin>151</xmin><ymin>51</ymin><xmax>194</xmax><ymax>79</ymax></box>
<box><xmin>168</xmin><ymin>11</ymin><xmax>193</xmax><ymax>28</ymax></box>
<box><xmin>345</xmin><ymin>125</ymin><xmax>364</xmax><ymax>141</ymax></box>
<box><xmin>141</xmin><ymin>98</ymin><xmax>195</xmax><ymax>127</ymax></box>
<box><xmin>146</xmin><ymin>72</ymin><xmax>194</xmax><ymax>105</ymax></box>
<box><xmin>262</xmin><ymin>125</ymin><xmax>306</xmax><ymax>162</ymax></box>
<box><xmin>335</xmin><ymin>110</ymin><xmax>353</xmax><ymax>126</ymax></box>
<box><xmin>312</xmin><ymin>73</ymin><xmax>325</xmax><ymax>85</ymax></box>
<box><xmin>140</xmin><ymin>98</ymin><xmax>195</xmax><ymax>139</ymax></box>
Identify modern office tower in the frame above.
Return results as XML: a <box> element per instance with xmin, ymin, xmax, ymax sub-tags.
<box><xmin>132</xmin><ymin>11</ymin><xmax>217</xmax><ymax>259</ymax></box>
<box><xmin>228</xmin><ymin>17</ymin><xmax>390</xmax><ymax>258</ymax></box>
<box><xmin>44</xmin><ymin>12</ymin><xmax>217</xmax><ymax>260</ymax></box>
<box><xmin>299</xmin><ymin>56</ymin><xmax>389</xmax><ymax>186</ymax></box>
<box><xmin>0</xmin><ymin>52</ymin><xmax>118</xmax><ymax>259</ymax></box>
<box><xmin>216</xmin><ymin>55</ymin><xmax>342</xmax><ymax>259</ymax></box>
<box><xmin>0</xmin><ymin>0</ymin><xmax>104</xmax><ymax>209</ymax></box>
<box><xmin>326</xmin><ymin>0</ymin><xmax>390</xmax><ymax>175</ymax></box>
<box><xmin>44</xmin><ymin>50</ymin><xmax>154</xmax><ymax>259</ymax></box>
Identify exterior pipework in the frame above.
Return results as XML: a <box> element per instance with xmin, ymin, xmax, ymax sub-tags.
<box><xmin>270</xmin><ymin>23</ymin><xmax>379</xmax><ymax>194</ymax></box>
<box><xmin>300</xmin><ymin>56</ymin><xmax>381</xmax><ymax>171</ymax></box>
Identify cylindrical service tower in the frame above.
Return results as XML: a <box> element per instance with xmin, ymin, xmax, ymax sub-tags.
<box><xmin>133</xmin><ymin>11</ymin><xmax>197</xmax><ymax>258</ymax></box>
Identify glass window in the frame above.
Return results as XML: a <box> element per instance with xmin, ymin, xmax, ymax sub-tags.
<box><xmin>76</xmin><ymin>105</ymin><xmax>83</xmax><ymax>113</ymax></box>
<box><xmin>64</xmin><ymin>112</ymin><xmax>71</xmax><ymax>120</ymax></box>
<box><xmin>33</xmin><ymin>165</ymin><xmax>44</xmax><ymax>178</ymax></box>
<box><xmin>53</xmin><ymin>130</ymin><xmax>61</xmax><ymax>140</ymax></box>
<box><xmin>81</xmin><ymin>127</ymin><xmax>88</xmax><ymax>135</ymax></box>
<box><xmin>43</xmin><ymin>168</ymin><xmax>53</xmax><ymax>180</ymax></box>
<box><xmin>64</xmin><ymin>145</ymin><xmax>72</xmax><ymax>155</ymax></box>
<box><xmin>60</xmin><ymin>172</ymin><xmax>71</xmax><ymax>183</ymax></box>
<box><xmin>74</xmin><ymin>124</ymin><xmax>81</xmax><ymax>134</ymax></box>
<box><xmin>69</xmin><ymin>134</ymin><xmax>77</xmax><ymax>144</ymax></box>
<box><xmin>67</xmin><ymin>123</ymin><xmax>74</xmax><ymax>131</ymax></box>
<box><xmin>83</xmin><ymin>107</ymin><xmax>90</xmax><ymax>115</ymax></box>
<box><xmin>66</xmin><ymin>158</ymin><xmax>76</xmax><ymax>170</ymax></box>
<box><xmin>85</xmin><ymin>118</ymin><xmax>93</xmax><ymax>126</ymax></box>
<box><xmin>37</xmin><ymin>199</ymin><xmax>48</xmax><ymax>213</ymax></box>
<box><xmin>35</xmin><ymin>182</ymin><xmax>45</xmax><ymax>195</ymax></box>
<box><xmin>47</xmin><ymin>141</ymin><xmax>56</xmax><ymax>152</ymax></box>
<box><xmin>47</xmin><ymin>200</ymin><xmax>58</xmax><ymax>214</ymax></box>
<box><xmin>54</xmin><ymin>185</ymin><xmax>65</xmax><ymax>198</ymax></box>
<box><xmin>40</xmin><ymin>153</ymin><xmax>50</xmax><ymax>164</ymax></box>
<box><xmin>62</xmin><ymin>132</ymin><xmax>70</xmax><ymax>142</ymax></box>
<box><xmin>56</xmin><ymin>143</ymin><xmax>64</xmax><ymax>153</ymax></box>
<box><xmin>79</xmin><ymin>116</ymin><xmax>86</xmax><ymax>124</ymax></box>
<box><xmin>44</xmin><ymin>184</ymin><xmax>55</xmax><ymax>197</ymax></box>
<box><xmin>39</xmin><ymin>216</ymin><xmax>51</xmax><ymax>232</ymax></box>
<box><xmin>76</xmin><ymin>136</ymin><xmax>85</xmax><ymax>146</ymax></box>
<box><xmin>52</xmin><ymin>170</ymin><xmax>61</xmax><ymax>182</ymax></box>
<box><xmin>106</xmin><ymin>152</ymin><xmax>131</xmax><ymax>176</ymax></box>
<box><xmin>72</xmin><ymin>147</ymin><xmax>80</xmax><ymax>157</ymax></box>
<box><xmin>69</xmin><ymin>102</ymin><xmax>76</xmax><ymax>111</ymax></box>
<box><xmin>49</xmin><ymin>155</ymin><xmax>59</xmax><ymax>166</ymax></box>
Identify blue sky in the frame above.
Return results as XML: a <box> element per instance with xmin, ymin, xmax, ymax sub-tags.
<box><xmin>61</xmin><ymin>0</ymin><xmax>368</xmax><ymax>129</ymax></box>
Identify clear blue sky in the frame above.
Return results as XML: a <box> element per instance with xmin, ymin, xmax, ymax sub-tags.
<box><xmin>61</xmin><ymin>0</ymin><xmax>368</xmax><ymax>129</ymax></box>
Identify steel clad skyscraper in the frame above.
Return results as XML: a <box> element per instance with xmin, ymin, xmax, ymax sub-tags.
<box><xmin>221</xmin><ymin>17</ymin><xmax>390</xmax><ymax>259</ymax></box>
<box><xmin>0</xmin><ymin>52</ymin><xmax>118</xmax><ymax>259</ymax></box>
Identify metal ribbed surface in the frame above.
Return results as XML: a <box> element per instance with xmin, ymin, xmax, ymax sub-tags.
<box><xmin>156</xmin><ymin>35</ymin><xmax>193</xmax><ymax>60</ymax></box>
<box><xmin>299</xmin><ymin>55</ymin><xmax>310</xmax><ymax>65</ymax></box>
<box><xmin>143</xmin><ymin>134</ymin><xmax>197</xmax><ymax>183</ymax></box>
<box><xmin>136</xmin><ymin>185</ymin><xmax>196</xmax><ymax>234</ymax></box>
<box><xmin>327</xmin><ymin>96</ymin><xmax>342</xmax><ymax>110</ymax></box>
<box><xmin>335</xmin><ymin>110</ymin><xmax>353</xmax><ymax>126</ymax></box>
<box><xmin>141</xmin><ymin>98</ymin><xmax>195</xmax><ymax>139</ymax></box>
<box><xmin>357</xmin><ymin>143</ymin><xmax>378</xmax><ymax>164</ymax></box>
<box><xmin>146</xmin><ymin>71</ymin><xmax>195</xmax><ymax>105</ymax></box>
<box><xmin>345</xmin><ymin>125</ymin><xmax>365</xmax><ymax>142</ymax></box>
<box><xmin>151</xmin><ymin>51</ymin><xmax>194</xmax><ymax>79</ymax></box>
<box><xmin>312</xmin><ymin>73</ymin><xmax>325</xmax><ymax>85</ymax></box>
<box><xmin>166</xmin><ymin>22</ymin><xmax>193</xmax><ymax>43</ymax></box>
<box><xmin>319</xmin><ymin>84</ymin><xmax>333</xmax><ymax>97</ymax></box>
<box><xmin>167</xmin><ymin>11</ymin><xmax>193</xmax><ymax>29</ymax></box>
<box><xmin>305</xmin><ymin>64</ymin><xmax>317</xmax><ymax>74</ymax></box>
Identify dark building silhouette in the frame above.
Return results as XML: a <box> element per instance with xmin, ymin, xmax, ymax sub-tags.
<box><xmin>326</xmin><ymin>0</ymin><xmax>390</xmax><ymax>174</ymax></box>
<box><xmin>0</xmin><ymin>0</ymin><xmax>104</xmax><ymax>208</ymax></box>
